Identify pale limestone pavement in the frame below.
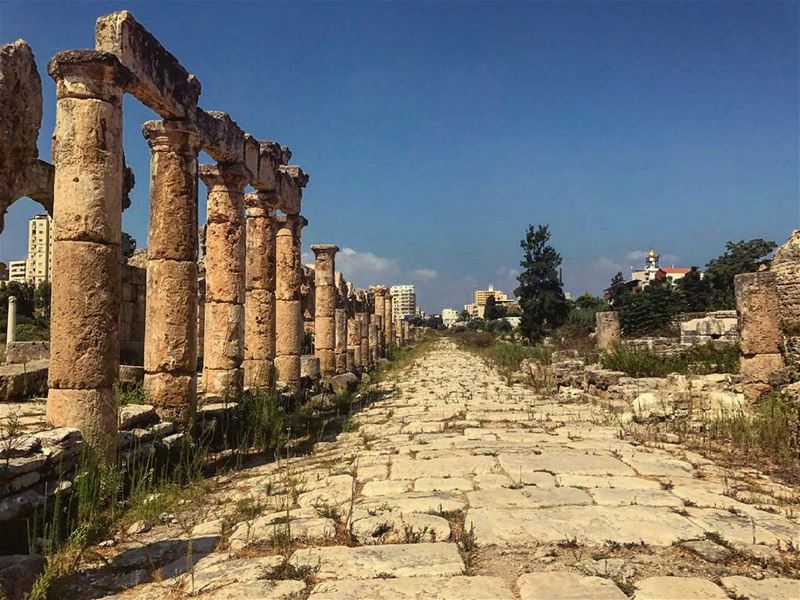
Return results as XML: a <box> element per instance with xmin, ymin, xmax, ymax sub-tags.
<box><xmin>92</xmin><ymin>340</ymin><xmax>799</xmax><ymax>599</ymax></box>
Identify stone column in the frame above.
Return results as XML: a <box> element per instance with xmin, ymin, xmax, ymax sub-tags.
<box><xmin>6</xmin><ymin>296</ymin><xmax>16</xmax><ymax>346</ymax></box>
<box><xmin>373</xmin><ymin>287</ymin><xmax>387</xmax><ymax>357</ymax></box>
<box><xmin>595</xmin><ymin>311</ymin><xmax>621</xmax><ymax>351</ymax></box>
<box><xmin>359</xmin><ymin>312</ymin><xmax>370</xmax><ymax>369</ymax></box>
<box><xmin>200</xmin><ymin>163</ymin><xmax>249</xmax><ymax>400</ymax></box>
<box><xmin>142</xmin><ymin>120</ymin><xmax>201</xmax><ymax>427</ymax></box>
<box><xmin>335</xmin><ymin>308</ymin><xmax>348</xmax><ymax>375</ymax></box>
<box><xmin>735</xmin><ymin>272</ymin><xmax>785</xmax><ymax>399</ymax></box>
<box><xmin>312</xmin><ymin>245</ymin><xmax>338</xmax><ymax>378</ymax></box>
<box><xmin>369</xmin><ymin>315</ymin><xmax>380</xmax><ymax>365</ymax></box>
<box><xmin>275</xmin><ymin>214</ymin><xmax>305</xmax><ymax>392</ymax></box>
<box><xmin>384</xmin><ymin>293</ymin><xmax>394</xmax><ymax>354</ymax></box>
<box><xmin>244</xmin><ymin>191</ymin><xmax>279</xmax><ymax>390</ymax></box>
<box><xmin>348</xmin><ymin>316</ymin><xmax>362</xmax><ymax>370</ymax></box>
<box><xmin>46</xmin><ymin>51</ymin><xmax>129</xmax><ymax>454</ymax></box>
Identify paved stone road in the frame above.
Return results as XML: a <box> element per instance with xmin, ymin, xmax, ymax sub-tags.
<box><xmin>101</xmin><ymin>340</ymin><xmax>799</xmax><ymax>599</ymax></box>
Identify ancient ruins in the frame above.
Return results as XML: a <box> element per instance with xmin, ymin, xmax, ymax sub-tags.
<box><xmin>1</xmin><ymin>8</ymin><xmax>799</xmax><ymax>600</ymax></box>
<box><xmin>0</xmin><ymin>12</ymin><xmax>416</xmax><ymax>453</ymax></box>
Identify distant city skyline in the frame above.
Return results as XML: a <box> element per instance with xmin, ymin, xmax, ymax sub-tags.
<box><xmin>2</xmin><ymin>1</ymin><xmax>797</xmax><ymax>312</ymax></box>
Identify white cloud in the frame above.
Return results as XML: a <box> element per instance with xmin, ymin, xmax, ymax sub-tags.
<box><xmin>410</xmin><ymin>268</ymin><xmax>438</xmax><ymax>280</ymax></box>
<box><xmin>593</xmin><ymin>256</ymin><xmax>625</xmax><ymax>273</ymax></box>
<box><xmin>335</xmin><ymin>247</ymin><xmax>399</xmax><ymax>286</ymax></box>
<box><xmin>625</xmin><ymin>249</ymin><xmax>648</xmax><ymax>261</ymax></box>
<box><xmin>625</xmin><ymin>249</ymin><xmax>680</xmax><ymax>263</ymax></box>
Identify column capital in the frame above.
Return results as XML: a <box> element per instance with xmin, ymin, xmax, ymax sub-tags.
<box><xmin>311</xmin><ymin>244</ymin><xmax>339</xmax><ymax>258</ymax></box>
<box><xmin>276</xmin><ymin>213</ymin><xmax>308</xmax><ymax>236</ymax></box>
<box><xmin>374</xmin><ymin>286</ymin><xmax>387</xmax><ymax>297</ymax></box>
<box><xmin>245</xmin><ymin>191</ymin><xmax>279</xmax><ymax>217</ymax></box>
<box><xmin>48</xmin><ymin>50</ymin><xmax>132</xmax><ymax>102</ymax></box>
<box><xmin>143</xmin><ymin>119</ymin><xmax>202</xmax><ymax>153</ymax></box>
<box><xmin>199</xmin><ymin>162</ymin><xmax>250</xmax><ymax>191</ymax></box>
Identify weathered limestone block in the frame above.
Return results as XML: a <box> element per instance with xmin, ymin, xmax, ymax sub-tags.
<box><xmin>312</xmin><ymin>245</ymin><xmax>338</xmax><ymax>377</ymax></box>
<box><xmin>47</xmin><ymin>388</ymin><xmax>116</xmax><ymax>452</ymax></box>
<box><xmin>48</xmin><ymin>241</ymin><xmax>120</xmax><ymax>390</ymax></box>
<box><xmin>595</xmin><ymin>311</ymin><xmax>620</xmax><ymax>351</ymax></box>
<box><xmin>348</xmin><ymin>318</ymin><xmax>362</xmax><ymax>370</ymax></box>
<box><xmin>143</xmin><ymin>259</ymin><xmax>197</xmax><ymax>372</ymax></box>
<box><xmin>274</xmin><ymin>215</ymin><xmax>305</xmax><ymax>391</ymax></box>
<box><xmin>680</xmin><ymin>311</ymin><xmax>738</xmax><ymax>346</ymax></box>
<box><xmin>276</xmin><ymin>165</ymin><xmax>308</xmax><ymax>215</ymax></box>
<box><xmin>740</xmin><ymin>354</ymin><xmax>785</xmax><ymax>384</ymax></box>
<box><xmin>5</xmin><ymin>342</ymin><xmax>49</xmax><ymax>365</ymax></box>
<box><xmin>384</xmin><ymin>293</ymin><xmax>393</xmax><ymax>352</ymax></box>
<box><xmin>95</xmin><ymin>11</ymin><xmax>200</xmax><ymax>119</ymax></box>
<box><xmin>771</xmin><ymin>230</ymin><xmax>800</xmax><ymax>335</ymax></box>
<box><xmin>735</xmin><ymin>272</ymin><xmax>782</xmax><ymax>355</ymax></box>
<box><xmin>202</xmin><ymin>302</ymin><xmax>244</xmax><ymax>371</ymax></box>
<box><xmin>374</xmin><ymin>287</ymin><xmax>387</xmax><ymax>357</ymax></box>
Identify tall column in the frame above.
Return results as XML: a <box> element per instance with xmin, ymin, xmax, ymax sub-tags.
<box><xmin>275</xmin><ymin>214</ymin><xmax>305</xmax><ymax>392</ymax></box>
<box><xmin>335</xmin><ymin>308</ymin><xmax>348</xmax><ymax>374</ymax></box>
<box><xmin>369</xmin><ymin>315</ymin><xmax>380</xmax><ymax>365</ymax></box>
<box><xmin>359</xmin><ymin>312</ymin><xmax>370</xmax><ymax>369</ymax></box>
<box><xmin>384</xmin><ymin>293</ymin><xmax>394</xmax><ymax>354</ymax></box>
<box><xmin>200</xmin><ymin>163</ymin><xmax>248</xmax><ymax>400</ymax></box>
<box><xmin>373</xmin><ymin>287</ymin><xmax>387</xmax><ymax>357</ymax></box>
<box><xmin>348</xmin><ymin>315</ymin><xmax>362</xmax><ymax>370</ymax></box>
<box><xmin>6</xmin><ymin>296</ymin><xmax>16</xmax><ymax>346</ymax></box>
<box><xmin>244</xmin><ymin>191</ymin><xmax>279</xmax><ymax>389</ymax></box>
<box><xmin>46</xmin><ymin>51</ymin><xmax>129</xmax><ymax>454</ymax></box>
<box><xmin>142</xmin><ymin>120</ymin><xmax>201</xmax><ymax>427</ymax></box>
<box><xmin>312</xmin><ymin>245</ymin><xmax>338</xmax><ymax>378</ymax></box>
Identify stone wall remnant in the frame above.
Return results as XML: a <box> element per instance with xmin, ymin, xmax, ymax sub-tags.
<box><xmin>595</xmin><ymin>312</ymin><xmax>620</xmax><ymax>351</ymax></box>
<box><xmin>734</xmin><ymin>272</ymin><xmax>785</xmax><ymax>399</ymax></box>
<box><xmin>312</xmin><ymin>245</ymin><xmax>339</xmax><ymax>378</ymax></box>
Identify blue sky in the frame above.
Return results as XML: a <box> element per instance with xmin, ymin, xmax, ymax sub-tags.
<box><xmin>2</xmin><ymin>1</ymin><xmax>798</xmax><ymax>312</ymax></box>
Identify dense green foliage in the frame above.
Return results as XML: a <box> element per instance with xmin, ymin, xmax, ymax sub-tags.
<box><xmin>0</xmin><ymin>281</ymin><xmax>51</xmax><ymax>341</ymax></box>
<box><xmin>600</xmin><ymin>343</ymin><xmax>739</xmax><ymax>377</ymax></box>
<box><xmin>567</xmin><ymin>293</ymin><xmax>607</xmax><ymax>326</ymax></box>
<box><xmin>515</xmin><ymin>225</ymin><xmax>569</xmax><ymax>342</ymax></box>
<box><xmin>615</xmin><ymin>279</ymin><xmax>687</xmax><ymax>336</ymax></box>
<box><xmin>704</xmin><ymin>238</ymin><xmax>777</xmax><ymax>309</ymax></box>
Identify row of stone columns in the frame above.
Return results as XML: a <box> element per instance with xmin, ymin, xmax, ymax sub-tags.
<box><xmin>40</xmin><ymin>14</ymin><xmax>418</xmax><ymax>458</ymax></box>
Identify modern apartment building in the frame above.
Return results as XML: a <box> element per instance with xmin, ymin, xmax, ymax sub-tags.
<box><xmin>8</xmin><ymin>260</ymin><xmax>27</xmax><ymax>283</ymax></box>
<box><xmin>474</xmin><ymin>284</ymin><xmax>508</xmax><ymax>306</ymax></box>
<box><xmin>25</xmin><ymin>214</ymin><xmax>53</xmax><ymax>285</ymax></box>
<box><xmin>390</xmin><ymin>284</ymin><xmax>416</xmax><ymax>320</ymax></box>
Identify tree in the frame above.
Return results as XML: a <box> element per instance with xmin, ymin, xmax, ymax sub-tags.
<box><xmin>568</xmin><ymin>293</ymin><xmax>606</xmax><ymax>326</ymax></box>
<box><xmin>515</xmin><ymin>224</ymin><xmax>569</xmax><ymax>342</ymax></box>
<box><xmin>617</xmin><ymin>279</ymin><xmax>687</xmax><ymax>335</ymax></box>
<box><xmin>458</xmin><ymin>309</ymin><xmax>471</xmax><ymax>322</ymax></box>
<box><xmin>608</xmin><ymin>272</ymin><xmax>629</xmax><ymax>306</ymax></box>
<box><xmin>677</xmin><ymin>267</ymin><xmax>711</xmax><ymax>312</ymax></box>
<box><xmin>704</xmin><ymin>238</ymin><xmax>777</xmax><ymax>309</ymax></box>
<box><xmin>483</xmin><ymin>295</ymin><xmax>500</xmax><ymax>321</ymax></box>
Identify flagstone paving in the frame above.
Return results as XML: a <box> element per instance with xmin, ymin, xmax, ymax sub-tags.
<box><xmin>86</xmin><ymin>339</ymin><xmax>798</xmax><ymax>599</ymax></box>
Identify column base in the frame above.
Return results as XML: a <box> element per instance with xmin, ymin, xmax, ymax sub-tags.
<box><xmin>46</xmin><ymin>387</ymin><xmax>117</xmax><ymax>459</ymax></box>
<box><xmin>203</xmin><ymin>367</ymin><xmax>243</xmax><ymax>401</ymax></box>
<box><xmin>143</xmin><ymin>371</ymin><xmax>196</xmax><ymax>428</ymax></box>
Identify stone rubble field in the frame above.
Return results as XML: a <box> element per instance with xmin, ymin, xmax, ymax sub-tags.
<box><xmin>74</xmin><ymin>340</ymin><xmax>798</xmax><ymax>599</ymax></box>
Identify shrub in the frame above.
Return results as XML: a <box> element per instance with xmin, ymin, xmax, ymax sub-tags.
<box><xmin>454</xmin><ymin>331</ymin><xmax>550</xmax><ymax>380</ymax></box>
<box><xmin>600</xmin><ymin>343</ymin><xmax>739</xmax><ymax>377</ymax></box>
<box><xmin>707</xmin><ymin>392</ymin><xmax>800</xmax><ymax>473</ymax></box>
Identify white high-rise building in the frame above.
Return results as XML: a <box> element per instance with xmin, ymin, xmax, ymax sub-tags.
<box><xmin>390</xmin><ymin>284</ymin><xmax>416</xmax><ymax>320</ymax></box>
<box><xmin>8</xmin><ymin>260</ymin><xmax>27</xmax><ymax>283</ymax></box>
<box><xmin>25</xmin><ymin>214</ymin><xmax>53</xmax><ymax>285</ymax></box>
